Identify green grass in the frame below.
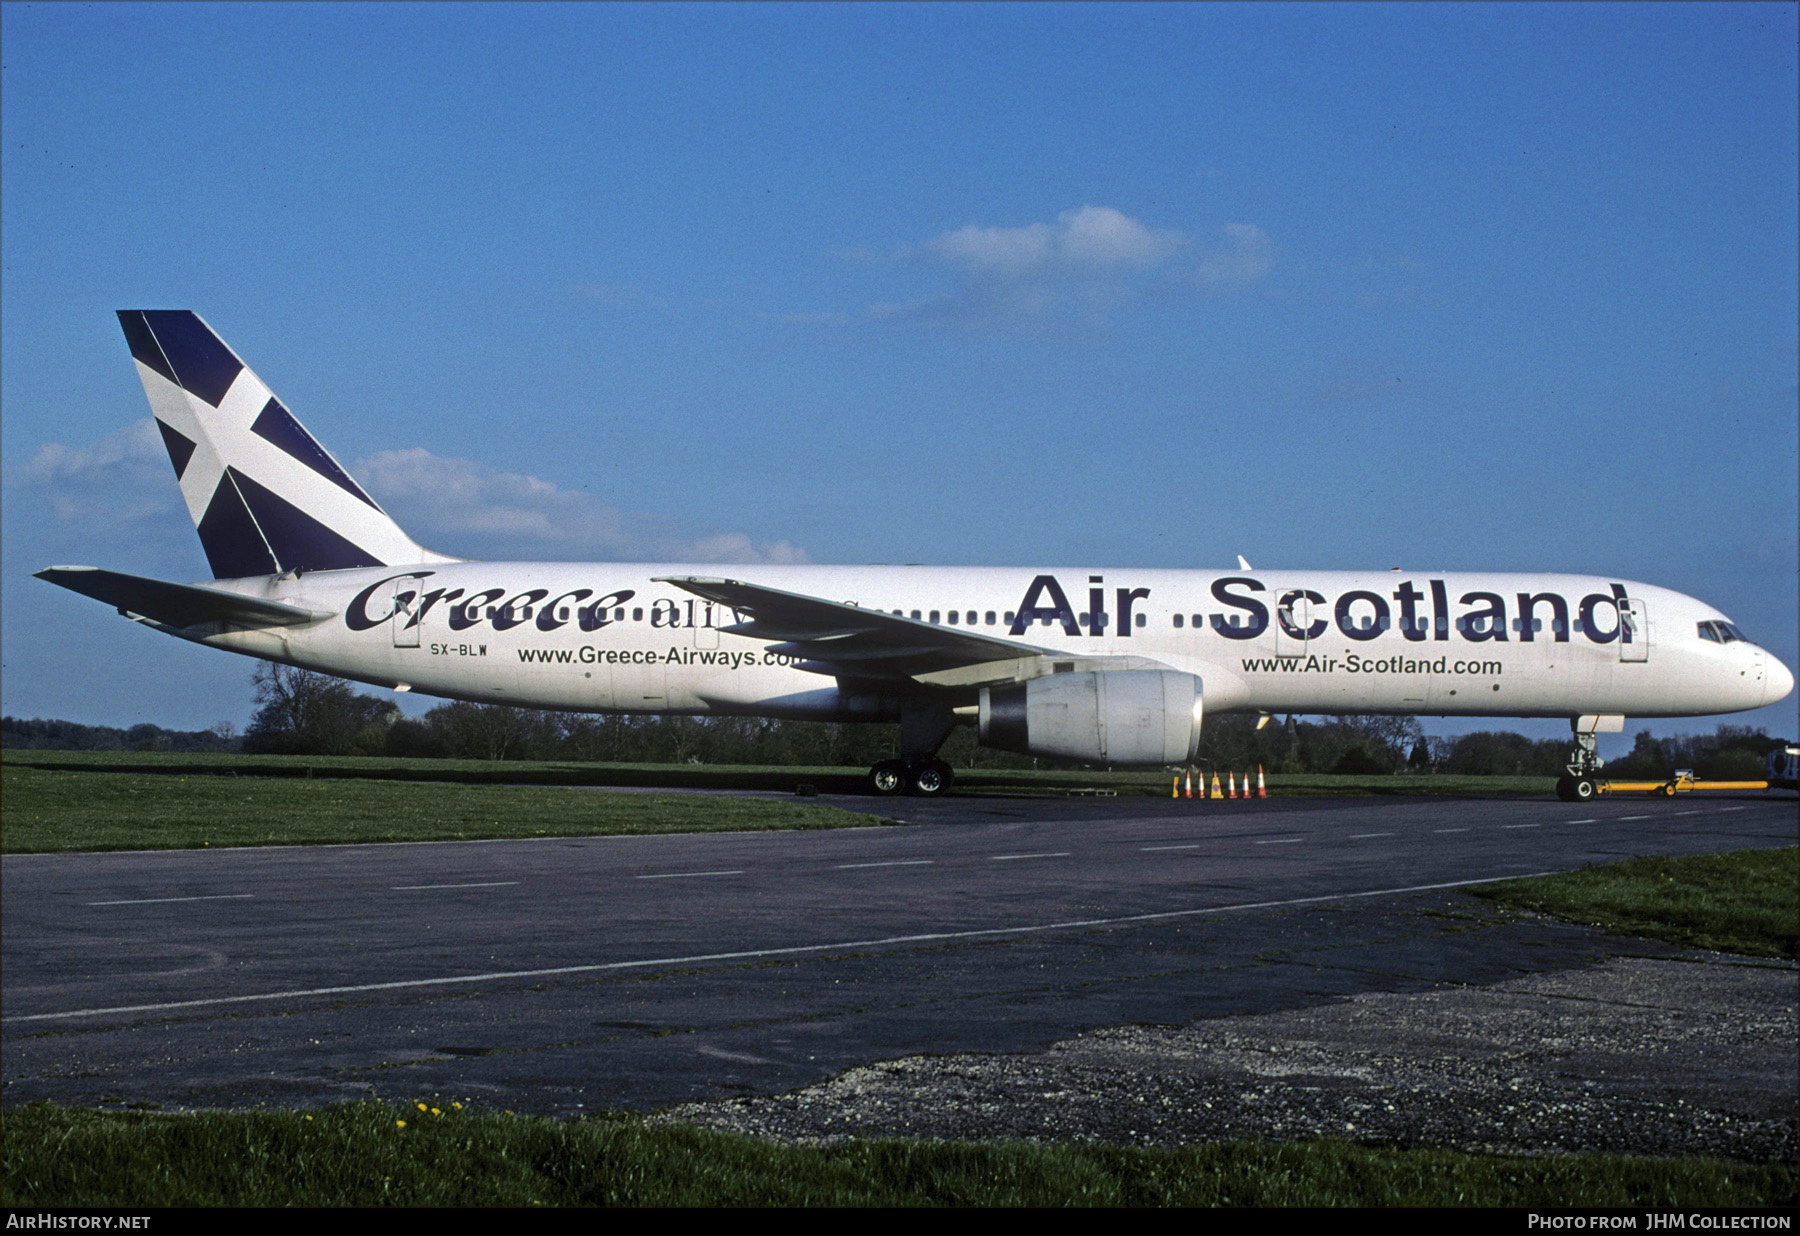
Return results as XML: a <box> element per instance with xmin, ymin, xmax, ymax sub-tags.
<box><xmin>2</xmin><ymin>1101</ymin><xmax>1790</xmax><ymax>1207</ymax></box>
<box><xmin>4</xmin><ymin>747</ymin><xmax>1555</xmax><ymax>797</ymax></box>
<box><xmin>1472</xmin><ymin>847</ymin><xmax>1799</xmax><ymax>960</ymax></box>
<box><xmin>0</xmin><ymin>762</ymin><xmax>881</xmax><ymax>853</ymax></box>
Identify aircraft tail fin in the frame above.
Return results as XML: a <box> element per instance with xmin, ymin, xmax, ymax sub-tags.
<box><xmin>116</xmin><ymin>311</ymin><xmax>453</xmax><ymax>579</ymax></box>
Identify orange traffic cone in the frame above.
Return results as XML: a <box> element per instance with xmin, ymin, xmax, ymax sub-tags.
<box><xmin>1227</xmin><ymin>771</ymin><xmax>1237</xmax><ymax>799</ymax></box>
<box><xmin>1257</xmin><ymin>764</ymin><xmax>1268</xmax><ymax>799</ymax></box>
<box><xmin>1185</xmin><ymin>769</ymin><xmax>1194</xmax><ymax>799</ymax></box>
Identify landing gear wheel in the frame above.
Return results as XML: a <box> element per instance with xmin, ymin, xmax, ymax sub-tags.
<box><xmin>909</xmin><ymin>760</ymin><xmax>954</xmax><ymax>797</ymax></box>
<box><xmin>869</xmin><ymin>760</ymin><xmax>906</xmax><ymax>796</ymax></box>
<box><xmin>1557</xmin><ymin>775</ymin><xmax>1600</xmax><ymax>802</ymax></box>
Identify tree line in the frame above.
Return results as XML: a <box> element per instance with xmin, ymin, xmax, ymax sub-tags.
<box><xmin>5</xmin><ymin>663</ymin><xmax>1786</xmax><ymax>778</ymax></box>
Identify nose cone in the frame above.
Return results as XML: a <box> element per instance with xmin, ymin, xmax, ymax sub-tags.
<box><xmin>1766</xmin><ymin>653</ymin><xmax>1796</xmax><ymax>707</ymax></box>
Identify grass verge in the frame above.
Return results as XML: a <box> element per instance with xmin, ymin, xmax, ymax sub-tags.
<box><xmin>2</xmin><ymin>1101</ymin><xmax>1791</xmax><ymax>1207</ymax></box>
<box><xmin>0</xmin><ymin>763</ymin><xmax>880</xmax><ymax>853</ymax></box>
<box><xmin>5</xmin><ymin>748</ymin><xmax>1555</xmax><ymax>797</ymax></box>
<box><xmin>1471</xmin><ymin>847</ymin><xmax>1798</xmax><ymax>960</ymax></box>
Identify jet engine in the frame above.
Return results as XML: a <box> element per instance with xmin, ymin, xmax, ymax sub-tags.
<box><xmin>978</xmin><ymin>670</ymin><xmax>1202</xmax><ymax>765</ymax></box>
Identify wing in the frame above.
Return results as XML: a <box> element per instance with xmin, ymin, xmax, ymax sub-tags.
<box><xmin>35</xmin><ymin>566</ymin><xmax>331</xmax><ymax>629</ymax></box>
<box><xmin>655</xmin><ymin>575</ymin><xmax>1061</xmax><ymax>686</ymax></box>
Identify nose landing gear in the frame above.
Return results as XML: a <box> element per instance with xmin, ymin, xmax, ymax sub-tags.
<box><xmin>1556</xmin><ymin>725</ymin><xmax>1603</xmax><ymax>802</ymax></box>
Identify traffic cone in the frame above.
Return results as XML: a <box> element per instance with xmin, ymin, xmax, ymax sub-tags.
<box><xmin>1228</xmin><ymin>771</ymin><xmax>1237</xmax><ymax>799</ymax></box>
<box><xmin>1211</xmin><ymin>771</ymin><xmax>1222</xmax><ymax>799</ymax></box>
<box><xmin>1257</xmin><ymin>765</ymin><xmax>1268</xmax><ymax>799</ymax></box>
<box><xmin>1172</xmin><ymin>776</ymin><xmax>1180</xmax><ymax>798</ymax></box>
<box><xmin>1185</xmin><ymin>768</ymin><xmax>1194</xmax><ymax>799</ymax></box>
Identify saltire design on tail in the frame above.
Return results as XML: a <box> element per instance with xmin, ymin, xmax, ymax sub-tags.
<box><xmin>116</xmin><ymin>311</ymin><xmax>453</xmax><ymax>579</ymax></box>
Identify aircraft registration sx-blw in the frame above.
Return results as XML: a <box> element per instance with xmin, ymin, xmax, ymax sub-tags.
<box><xmin>38</xmin><ymin>312</ymin><xmax>1795</xmax><ymax>801</ymax></box>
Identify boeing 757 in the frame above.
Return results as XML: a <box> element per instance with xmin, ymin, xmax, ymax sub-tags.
<box><xmin>36</xmin><ymin>312</ymin><xmax>1795</xmax><ymax>801</ymax></box>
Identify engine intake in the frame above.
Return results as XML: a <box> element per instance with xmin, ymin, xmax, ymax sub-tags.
<box><xmin>979</xmin><ymin>670</ymin><xmax>1202</xmax><ymax>765</ymax></box>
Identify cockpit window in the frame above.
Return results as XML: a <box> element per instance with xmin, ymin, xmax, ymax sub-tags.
<box><xmin>1699</xmin><ymin>620</ymin><xmax>1751</xmax><ymax>644</ymax></box>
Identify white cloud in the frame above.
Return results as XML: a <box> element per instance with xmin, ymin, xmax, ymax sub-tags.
<box><xmin>883</xmin><ymin>207</ymin><xmax>1272</xmax><ymax>325</ymax></box>
<box><xmin>355</xmin><ymin>448</ymin><xmax>808</xmax><ymax>564</ymax></box>
<box><xmin>18</xmin><ymin>419</ymin><xmax>176</xmax><ymax>526</ymax></box>
<box><xmin>14</xmin><ymin>427</ymin><xmax>805</xmax><ymax>566</ymax></box>
<box><xmin>1195</xmin><ymin>223</ymin><xmax>1275</xmax><ymax>285</ymax></box>
<box><xmin>927</xmin><ymin>206</ymin><xmax>1184</xmax><ymax>277</ymax></box>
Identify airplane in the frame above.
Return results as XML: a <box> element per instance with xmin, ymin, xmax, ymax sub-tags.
<box><xmin>36</xmin><ymin>311</ymin><xmax>1795</xmax><ymax>803</ymax></box>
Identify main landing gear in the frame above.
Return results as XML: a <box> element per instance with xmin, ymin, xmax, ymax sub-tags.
<box><xmin>869</xmin><ymin>757</ymin><xmax>956</xmax><ymax>797</ymax></box>
<box><xmin>868</xmin><ymin>703</ymin><xmax>959</xmax><ymax>797</ymax></box>
<box><xmin>1556</xmin><ymin>727</ymin><xmax>1602</xmax><ymax>803</ymax></box>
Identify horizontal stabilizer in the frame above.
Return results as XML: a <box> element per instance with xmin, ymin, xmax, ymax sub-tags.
<box><xmin>34</xmin><ymin>567</ymin><xmax>332</xmax><ymax>629</ymax></box>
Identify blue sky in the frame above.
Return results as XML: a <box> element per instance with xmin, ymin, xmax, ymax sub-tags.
<box><xmin>4</xmin><ymin>1</ymin><xmax>1795</xmax><ymax>750</ymax></box>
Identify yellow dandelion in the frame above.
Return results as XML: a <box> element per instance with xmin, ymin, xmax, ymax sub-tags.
<box><xmin>396</xmin><ymin>1119</ymin><xmax>406</xmax><ymax>1128</ymax></box>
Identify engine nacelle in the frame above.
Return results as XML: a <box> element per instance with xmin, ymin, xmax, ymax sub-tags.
<box><xmin>978</xmin><ymin>670</ymin><xmax>1203</xmax><ymax>766</ymax></box>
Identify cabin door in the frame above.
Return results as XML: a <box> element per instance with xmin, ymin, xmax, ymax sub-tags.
<box><xmin>391</xmin><ymin>578</ymin><xmax>420</xmax><ymax>648</ymax></box>
<box><xmin>1618</xmin><ymin>599</ymin><xmax>1648</xmax><ymax>662</ymax></box>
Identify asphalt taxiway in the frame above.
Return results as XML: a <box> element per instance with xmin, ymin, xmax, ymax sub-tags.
<box><xmin>3</xmin><ymin>790</ymin><xmax>1793</xmax><ymax>1155</ymax></box>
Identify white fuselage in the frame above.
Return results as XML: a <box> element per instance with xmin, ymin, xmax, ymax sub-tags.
<box><xmin>187</xmin><ymin>564</ymin><xmax>1786</xmax><ymax>722</ymax></box>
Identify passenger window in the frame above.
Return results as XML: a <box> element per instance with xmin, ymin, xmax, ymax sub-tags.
<box><xmin>1135</xmin><ymin>613</ymin><xmax>1146</xmax><ymax>628</ymax></box>
<box><xmin>1173</xmin><ymin>614</ymin><xmax>1184</xmax><ymax>628</ymax></box>
<box><xmin>632</xmin><ymin>608</ymin><xmax>643</xmax><ymax>621</ymax></box>
<box><xmin>929</xmin><ymin>611</ymin><xmax>940</xmax><ymax>624</ymax></box>
<box><xmin>911</xmin><ymin>610</ymin><xmax>921</xmax><ymax>620</ymax></box>
<box><xmin>985</xmin><ymin>611</ymin><xmax>996</xmax><ymax>625</ymax></box>
<box><xmin>947</xmin><ymin>611</ymin><xmax>958</xmax><ymax>624</ymax></box>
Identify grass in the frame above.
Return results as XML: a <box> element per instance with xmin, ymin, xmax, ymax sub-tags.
<box><xmin>1471</xmin><ymin>847</ymin><xmax>1799</xmax><ymax>960</ymax></box>
<box><xmin>5</xmin><ymin>746</ymin><xmax>1555</xmax><ymax>798</ymax></box>
<box><xmin>2</xmin><ymin>1101</ymin><xmax>1791</xmax><ymax>1207</ymax></box>
<box><xmin>0</xmin><ymin>762</ymin><xmax>882</xmax><ymax>853</ymax></box>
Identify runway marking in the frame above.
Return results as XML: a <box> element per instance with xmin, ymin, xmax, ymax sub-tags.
<box><xmin>1142</xmin><ymin>844</ymin><xmax>1201</xmax><ymax>852</ymax></box>
<box><xmin>991</xmin><ymin>852</ymin><xmax>1070</xmax><ymax>861</ymax></box>
<box><xmin>4</xmin><ymin>871</ymin><xmax>1563</xmax><ymax>1025</ymax></box>
<box><xmin>1433</xmin><ymin>828</ymin><xmax>1471</xmax><ymax>834</ymax></box>
<box><xmin>391</xmin><ymin>882</ymin><xmax>520</xmax><ymax>891</ymax></box>
<box><xmin>1717</xmin><ymin>806</ymin><xmax>1749</xmax><ymax>812</ymax></box>
<box><xmin>1253</xmin><ymin>838</ymin><xmax>1303</xmax><ymax>845</ymax></box>
<box><xmin>636</xmin><ymin>870</ymin><xmax>744</xmax><ymax>880</ymax></box>
<box><xmin>1347</xmin><ymin>832</ymin><xmax>1394</xmax><ymax>839</ymax></box>
<box><xmin>1617</xmin><ymin>816</ymin><xmax>1650</xmax><ymax>822</ymax></box>
<box><xmin>1502</xmin><ymin>824</ymin><xmax>1542</xmax><ymax>830</ymax></box>
<box><xmin>1567</xmin><ymin>819</ymin><xmax>1596</xmax><ymax>825</ymax></box>
<box><xmin>835</xmin><ymin>860</ymin><xmax>934</xmax><ymax>869</ymax></box>
<box><xmin>86</xmin><ymin>894</ymin><xmax>255</xmax><ymax>907</ymax></box>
